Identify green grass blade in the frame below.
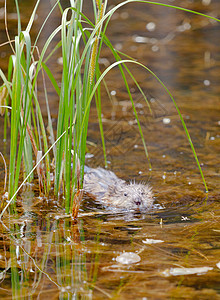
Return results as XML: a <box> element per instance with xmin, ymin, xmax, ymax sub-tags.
<box><xmin>80</xmin><ymin>59</ymin><xmax>208</xmax><ymax>192</ymax></box>
<box><xmin>42</xmin><ymin>62</ymin><xmax>60</xmax><ymax>96</ymax></box>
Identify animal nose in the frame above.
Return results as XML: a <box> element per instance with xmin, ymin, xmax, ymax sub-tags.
<box><xmin>135</xmin><ymin>200</ymin><xmax>141</xmax><ymax>206</ymax></box>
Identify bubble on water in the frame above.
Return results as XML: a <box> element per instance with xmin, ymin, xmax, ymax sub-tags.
<box><xmin>115</xmin><ymin>43</ymin><xmax>122</xmax><ymax>50</ymax></box>
<box><xmin>177</xmin><ymin>22</ymin><xmax>191</xmax><ymax>32</ymax></box>
<box><xmin>162</xmin><ymin>266</ymin><xmax>213</xmax><ymax>277</ymax></box>
<box><xmin>120</xmin><ymin>12</ymin><xmax>129</xmax><ymax>19</ymax></box>
<box><xmin>133</xmin><ymin>35</ymin><xmax>149</xmax><ymax>43</ymax></box>
<box><xmin>152</xmin><ymin>45</ymin><xmax>159</xmax><ymax>52</ymax></box>
<box><xmin>204</xmin><ymin>79</ymin><xmax>210</xmax><ymax>86</ymax></box>
<box><xmin>163</xmin><ymin>118</ymin><xmax>170</xmax><ymax>124</ymax></box>
<box><xmin>116</xmin><ymin>252</ymin><xmax>141</xmax><ymax>264</ymax></box>
<box><xmin>183</xmin><ymin>22</ymin><xmax>191</xmax><ymax>30</ymax></box>
<box><xmin>142</xmin><ymin>238</ymin><xmax>164</xmax><ymax>244</ymax></box>
<box><xmin>202</xmin><ymin>0</ymin><xmax>211</xmax><ymax>5</ymax></box>
<box><xmin>146</xmin><ymin>22</ymin><xmax>156</xmax><ymax>31</ymax></box>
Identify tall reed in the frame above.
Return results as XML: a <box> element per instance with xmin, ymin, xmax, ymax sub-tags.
<box><xmin>1</xmin><ymin>0</ymin><xmax>219</xmax><ymax>217</ymax></box>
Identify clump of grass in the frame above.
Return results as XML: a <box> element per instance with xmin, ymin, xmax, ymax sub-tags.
<box><xmin>1</xmin><ymin>0</ymin><xmax>218</xmax><ymax>219</ymax></box>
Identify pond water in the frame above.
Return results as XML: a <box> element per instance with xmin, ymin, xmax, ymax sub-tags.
<box><xmin>0</xmin><ymin>0</ymin><xmax>220</xmax><ymax>299</ymax></box>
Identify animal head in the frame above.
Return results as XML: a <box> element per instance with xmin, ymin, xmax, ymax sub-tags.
<box><xmin>105</xmin><ymin>182</ymin><xmax>154</xmax><ymax>210</ymax></box>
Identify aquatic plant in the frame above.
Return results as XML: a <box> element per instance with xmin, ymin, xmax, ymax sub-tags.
<box><xmin>1</xmin><ymin>0</ymin><xmax>219</xmax><ymax>218</ymax></box>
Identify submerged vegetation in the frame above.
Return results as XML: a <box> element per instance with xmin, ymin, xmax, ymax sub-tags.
<box><xmin>0</xmin><ymin>0</ymin><xmax>219</xmax><ymax>218</ymax></box>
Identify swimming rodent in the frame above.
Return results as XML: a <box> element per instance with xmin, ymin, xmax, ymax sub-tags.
<box><xmin>83</xmin><ymin>166</ymin><xmax>153</xmax><ymax>210</ymax></box>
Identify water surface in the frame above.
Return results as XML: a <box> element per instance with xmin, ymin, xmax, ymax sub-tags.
<box><xmin>0</xmin><ymin>0</ymin><xmax>219</xmax><ymax>299</ymax></box>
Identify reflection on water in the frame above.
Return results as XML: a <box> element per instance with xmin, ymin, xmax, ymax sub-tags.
<box><xmin>0</xmin><ymin>0</ymin><xmax>220</xmax><ymax>299</ymax></box>
<box><xmin>0</xmin><ymin>196</ymin><xmax>219</xmax><ymax>299</ymax></box>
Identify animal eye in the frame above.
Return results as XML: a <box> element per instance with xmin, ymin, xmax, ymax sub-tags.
<box><xmin>141</xmin><ymin>192</ymin><xmax>144</xmax><ymax>196</ymax></box>
<box><xmin>124</xmin><ymin>192</ymin><xmax>127</xmax><ymax>196</ymax></box>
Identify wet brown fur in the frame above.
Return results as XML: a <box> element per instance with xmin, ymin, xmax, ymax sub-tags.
<box><xmin>83</xmin><ymin>167</ymin><xmax>153</xmax><ymax>210</ymax></box>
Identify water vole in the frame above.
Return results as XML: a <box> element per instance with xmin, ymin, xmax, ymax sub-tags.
<box><xmin>83</xmin><ymin>166</ymin><xmax>153</xmax><ymax>210</ymax></box>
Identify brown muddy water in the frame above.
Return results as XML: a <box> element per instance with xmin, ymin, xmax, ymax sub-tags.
<box><xmin>0</xmin><ymin>0</ymin><xmax>220</xmax><ymax>299</ymax></box>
